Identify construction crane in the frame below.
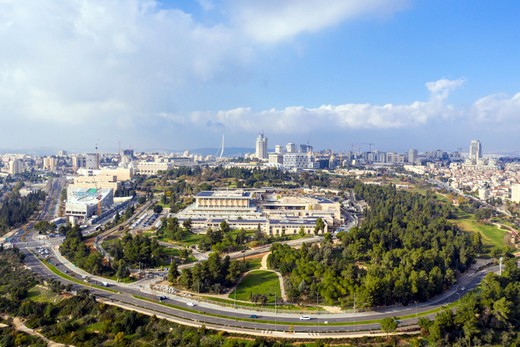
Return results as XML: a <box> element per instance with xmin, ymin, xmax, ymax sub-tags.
<box><xmin>361</xmin><ymin>143</ymin><xmax>375</xmax><ymax>152</ymax></box>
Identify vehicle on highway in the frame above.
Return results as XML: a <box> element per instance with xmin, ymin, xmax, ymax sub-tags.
<box><xmin>157</xmin><ymin>295</ymin><xmax>167</xmax><ymax>301</ymax></box>
<box><xmin>249</xmin><ymin>314</ymin><xmax>258</xmax><ymax>319</ymax></box>
<box><xmin>186</xmin><ymin>302</ymin><xmax>196</xmax><ymax>307</ymax></box>
<box><xmin>299</xmin><ymin>315</ymin><xmax>312</xmax><ymax>321</ymax></box>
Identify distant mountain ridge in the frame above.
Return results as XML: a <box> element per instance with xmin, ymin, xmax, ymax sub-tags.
<box><xmin>187</xmin><ymin>147</ymin><xmax>255</xmax><ymax>157</ymax></box>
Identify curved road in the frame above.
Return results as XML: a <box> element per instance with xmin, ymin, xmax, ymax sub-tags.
<box><xmin>13</xmin><ymin>177</ymin><xmax>504</xmax><ymax>338</ymax></box>
<box><xmin>19</xmin><ymin>238</ymin><xmax>499</xmax><ymax>338</ymax></box>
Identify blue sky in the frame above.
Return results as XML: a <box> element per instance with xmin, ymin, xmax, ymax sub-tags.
<box><xmin>1</xmin><ymin>0</ymin><xmax>519</xmax><ymax>154</ymax></box>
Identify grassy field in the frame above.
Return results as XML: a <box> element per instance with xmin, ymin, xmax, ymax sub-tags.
<box><xmin>27</xmin><ymin>285</ymin><xmax>63</xmax><ymax>303</ymax></box>
<box><xmin>245</xmin><ymin>257</ymin><xmax>262</xmax><ymax>271</ymax></box>
<box><xmin>453</xmin><ymin>212</ymin><xmax>508</xmax><ymax>249</ymax></box>
<box><xmin>231</xmin><ymin>270</ymin><xmax>281</xmax><ymax>303</ymax></box>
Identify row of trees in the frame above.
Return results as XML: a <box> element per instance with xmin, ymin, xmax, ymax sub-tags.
<box><xmin>268</xmin><ymin>183</ymin><xmax>482</xmax><ymax>308</ymax></box>
<box><xmin>104</xmin><ymin>233</ymin><xmax>163</xmax><ymax>268</ymax></box>
<box><xmin>59</xmin><ymin>225</ymin><xmax>108</xmax><ymax>276</ymax></box>
<box><xmin>176</xmin><ymin>253</ymin><xmax>246</xmax><ymax>294</ymax></box>
<box><xmin>161</xmin><ymin>217</ymin><xmax>191</xmax><ymax>241</ymax></box>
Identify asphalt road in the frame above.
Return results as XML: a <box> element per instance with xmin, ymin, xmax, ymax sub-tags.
<box><xmin>11</xmin><ymin>177</ymin><xmax>503</xmax><ymax>337</ymax></box>
<box><xmin>20</xmin><ymin>239</ymin><xmax>499</xmax><ymax>336</ymax></box>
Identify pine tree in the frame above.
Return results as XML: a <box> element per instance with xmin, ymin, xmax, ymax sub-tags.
<box><xmin>168</xmin><ymin>260</ymin><xmax>179</xmax><ymax>283</ymax></box>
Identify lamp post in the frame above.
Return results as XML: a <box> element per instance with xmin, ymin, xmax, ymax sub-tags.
<box><xmin>317</xmin><ymin>293</ymin><xmax>320</xmax><ymax>330</ymax></box>
<box><xmin>274</xmin><ymin>292</ymin><xmax>277</xmax><ymax>331</ymax></box>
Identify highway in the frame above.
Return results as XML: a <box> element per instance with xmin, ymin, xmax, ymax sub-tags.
<box><xmin>25</xmin><ymin>248</ymin><xmax>498</xmax><ymax>336</ymax></box>
<box><xmin>11</xmin><ymin>177</ymin><xmax>504</xmax><ymax>338</ymax></box>
<box><xmin>18</xmin><ymin>227</ymin><xmax>500</xmax><ymax>338</ymax></box>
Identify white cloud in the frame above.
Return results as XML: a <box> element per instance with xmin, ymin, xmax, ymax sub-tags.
<box><xmin>0</xmin><ymin>0</ymin><xmax>238</xmax><ymax>128</ymax></box>
<box><xmin>188</xmin><ymin>78</ymin><xmax>464</xmax><ymax>133</ymax></box>
<box><xmin>0</xmin><ymin>0</ymin><xmax>411</xmax><ymax>149</ymax></box>
<box><xmin>472</xmin><ymin>92</ymin><xmax>520</xmax><ymax>123</ymax></box>
<box><xmin>227</xmin><ymin>0</ymin><xmax>408</xmax><ymax>43</ymax></box>
<box><xmin>426</xmin><ymin>78</ymin><xmax>466</xmax><ymax>101</ymax></box>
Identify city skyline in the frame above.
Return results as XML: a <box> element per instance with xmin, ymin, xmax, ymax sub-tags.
<box><xmin>1</xmin><ymin>1</ymin><xmax>520</xmax><ymax>153</ymax></box>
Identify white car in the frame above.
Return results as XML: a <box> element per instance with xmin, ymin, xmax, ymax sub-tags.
<box><xmin>299</xmin><ymin>315</ymin><xmax>311</xmax><ymax>321</ymax></box>
<box><xmin>186</xmin><ymin>302</ymin><xmax>197</xmax><ymax>307</ymax></box>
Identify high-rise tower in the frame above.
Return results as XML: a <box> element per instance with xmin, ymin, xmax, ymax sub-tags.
<box><xmin>469</xmin><ymin>140</ymin><xmax>482</xmax><ymax>161</ymax></box>
<box><xmin>255</xmin><ymin>133</ymin><xmax>268</xmax><ymax>160</ymax></box>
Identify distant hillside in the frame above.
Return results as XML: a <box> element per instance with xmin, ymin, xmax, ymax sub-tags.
<box><xmin>188</xmin><ymin>147</ymin><xmax>255</xmax><ymax>157</ymax></box>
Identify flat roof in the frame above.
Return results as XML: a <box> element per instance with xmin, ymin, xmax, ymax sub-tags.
<box><xmin>196</xmin><ymin>191</ymin><xmax>251</xmax><ymax>198</ymax></box>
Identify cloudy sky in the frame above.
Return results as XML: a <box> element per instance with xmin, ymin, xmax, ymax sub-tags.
<box><xmin>1</xmin><ymin>0</ymin><xmax>520</xmax><ymax>154</ymax></box>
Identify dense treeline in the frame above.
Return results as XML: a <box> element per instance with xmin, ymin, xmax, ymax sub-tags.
<box><xmin>0</xmin><ymin>188</ymin><xmax>46</xmax><ymax>233</ymax></box>
<box><xmin>197</xmin><ymin>221</ymin><xmax>268</xmax><ymax>252</ymax></box>
<box><xmin>419</xmin><ymin>256</ymin><xmax>520</xmax><ymax>346</ymax></box>
<box><xmin>268</xmin><ymin>183</ymin><xmax>482</xmax><ymax>308</ymax></box>
<box><xmin>59</xmin><ymin>225</ymin><xmax>108</xmax><ymax>276</ymax></box>
<box><xmin>105</xmin><ymin>232</ymin><xmax>164</xmax><ymax>268</ymax></box>
<box><xmin>177</xmin><ymin>252</ymin><xmax>246</xmax><ymax>293</ymax></box>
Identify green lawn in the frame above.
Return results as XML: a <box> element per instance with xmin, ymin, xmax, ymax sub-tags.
<box><xmin>245</xmin><ymin>257</ymin><xmax>262</xmax><ymax>271</ymax></box>
<box><xmin>453</xmin><ymin>211</ymin><xmax>508</xmax><ymax>249</ymax></box>
<box><xmin>231</xmin><ymin>270</ymin><xmax>281</xmax><ymax>303</ymax></box>
<box><xmin>158</xmin><ymin>231</ymin><xmax>204</xmax><ymax>246</ymax></box>
<box><xmin>27</xmin><ymin>286</ymin><xmax>62</xmax><ymax>303</ymax></box>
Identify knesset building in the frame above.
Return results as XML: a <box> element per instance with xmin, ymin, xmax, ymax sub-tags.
<box><xmin>174</xmin><ymin>189</ymin><xmax>342</xmax><ymax>235</ymax></box>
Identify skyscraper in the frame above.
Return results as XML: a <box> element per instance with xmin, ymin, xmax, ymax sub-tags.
<box><xmin>255</xmin><ymin>133</ymin><xmax>268</xmax><ymax>160</ymax></box>
<box><xmin>408</xmin><ymin>148</ymin><xmax>418</xmax><ymax>164</ymax></box>
<box><xmin>469</xmin><ymin>140</ymin><xmax>482</xmax><ymax>161</ymax></box>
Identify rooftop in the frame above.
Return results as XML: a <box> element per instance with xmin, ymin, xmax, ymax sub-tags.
<box><xmin>196</xmin><ymin>190</ymin><xmax>251</xmax><ymax>198</ymax></box>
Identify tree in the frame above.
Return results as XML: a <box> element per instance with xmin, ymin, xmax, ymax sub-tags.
<box><xmin>314</xmin><ymin>218</ymin><xmax>325</xmax><ymax>234</ymax></box>
<box><xmin>34</xmin><ymin>221</ymin><xmax>56</xmax><ymax>234</ymax></box>
<box><xmin>153</xmin><ymin>204</ymin><xmax>163</xmax><ymax>214</ymax></box>
<box><xmin>116</xmin><ymin>260</ymin><xmax>130</xmax><ymax>281</ymax></box>
<box><xmin>219</xmin><ymin>220</ymin><xmax>230</xmax><ymax>233</ymax></box>
<box><xmin>168</xmin><ymin>260</ymin><xmax>179</xmax><ymax>283</ymax></box>
<box><xmin>182</xmin><ymin>218</ymin><xmax>192</xmax><ymax>232</ymax></box>
<box><xmin>380</xmin><ymin>317</ymin><xmax>398</xmax><ymax>337</ymax></box>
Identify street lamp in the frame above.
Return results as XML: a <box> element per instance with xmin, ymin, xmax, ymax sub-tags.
<box><xmin>316</xmin><ymin>293</ymin><xmax>320</xmax><ymax>330</ymax></box>
<box><xmin>274</xmin><ymin>292</ymin><xmax>277</xmax><ymax>331</ymax></box>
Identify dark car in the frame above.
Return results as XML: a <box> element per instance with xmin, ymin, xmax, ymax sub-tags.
<box><xmin>249</xmin><ymin>314</ymin><xmax>258</xmax><ymax>319</ymax></box>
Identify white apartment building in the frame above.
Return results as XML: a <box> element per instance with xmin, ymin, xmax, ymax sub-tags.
<box><xmin>8</xmin><ymin>159</ymin><xmax>23</xmax><ymax>175</ymax></box>
<box><xmin>283</xmin><ymin>153</ymin><xmax>312</xmax><ymax>170</ymax></box>
<box><xmin>136</xmin><ymin>161</ymin><xmax>173</xmax><ymax>175</ymax></box>
<box><xmin>511</xmin><ymin>184</ymin><xmax>520</xmax><ymax>203</ymax></box>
